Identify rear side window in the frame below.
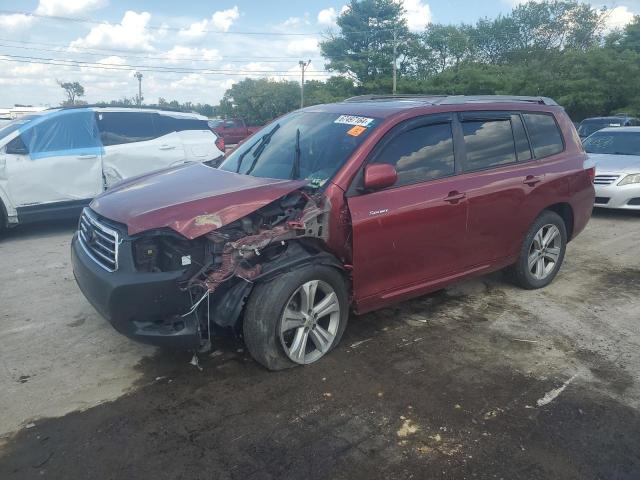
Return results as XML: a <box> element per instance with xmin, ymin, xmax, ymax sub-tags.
<box><xmin>155</xmin><ymin>115</ymin><xmax>209</xmax><ymax>137</ymax></box>
<box><xmin>462</xmin><ymin>119</ymin><xmax>516</xmax><ymax>171</ymax></box>
<box><xmin>97</xmin><ymin>112</ymin><xmax>156</xmax><ymax>146</ymax></box>
<box><xmin>523</xmin><ymin>113</ymin><xmax>564</xmax><ymax>158</ymax></box>
<box><xmin>371</xmin><ymin>123</ymin><xmax>455</xmax><ymax>187</ymax></box>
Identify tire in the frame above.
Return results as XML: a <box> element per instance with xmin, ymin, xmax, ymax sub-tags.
<box><xmin>243</xmin><ymin>265</ymin><xmax>349</xmax><ymax>371</ymax></box>
<box><xmin>507</xmin><ymin>210</ymin><xmax>567</xmax><ymax>290</ymax></box>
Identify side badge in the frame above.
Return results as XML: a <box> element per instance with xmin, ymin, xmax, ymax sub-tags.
<box><xmin>369</xmin><ymin>209</ymin><xmax>389</xmax><ymax>217</ymax></box>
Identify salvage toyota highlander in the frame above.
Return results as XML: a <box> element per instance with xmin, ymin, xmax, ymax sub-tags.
<box><xmin>71</xmin><ymin>95</ymin><xmax>595</xmax><ymax>370</ymax></box>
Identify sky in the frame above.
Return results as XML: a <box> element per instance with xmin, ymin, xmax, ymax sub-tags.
<box><xmin>0</xmin><ymin>0</ymin><xmax>638</xmax><ymax>108</ymax></box>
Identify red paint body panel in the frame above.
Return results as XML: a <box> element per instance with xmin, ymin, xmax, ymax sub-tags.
<box><xmin>89</xmin><ymin>99</ymin><xmax>594</xmax><ymax>318</ymax></box>
<box><xmin>90</xmin><ymin>163</ymin><xmax>306</xmax><ymax>238</ymax></box>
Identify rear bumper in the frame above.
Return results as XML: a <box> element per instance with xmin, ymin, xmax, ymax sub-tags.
<box><xmin>71</xmin><ymin>232</ymin><xmax>201</xmax><ymax>349</ymax></box>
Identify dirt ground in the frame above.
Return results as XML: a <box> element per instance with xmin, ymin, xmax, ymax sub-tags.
<box><xmin>1</xmin><ymin>209</ymin><xmax>639</xmax><ymax>479</ymax></box>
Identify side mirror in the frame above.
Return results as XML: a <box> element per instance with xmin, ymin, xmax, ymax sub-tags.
<box><xmin>363</xmin><ymin>164</ymin><xmax>397</xmax><ymax>191</ymax></box>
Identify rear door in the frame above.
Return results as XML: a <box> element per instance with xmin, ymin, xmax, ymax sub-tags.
<box><xmin>156</xmin><ymin>114</ymin><xmax>222</xmax><ymax>162</ymax></box>
<box><xmin>347</xmin><ymin>114</ymin><xmax>469</xmax><ymax>308</ymax></box>
<box><xmin>98</xmin><ymin>111</ymin><xmax>185</xmax><ymax>187</ymax></box>
<box><xmin>457</xmin><ymin>112</ymin><xmax>549</xmax><ymax>266</ymax></box>
<box><xmin>5</xmin><ymin>110</ymin><xmax>103</xmax><ymax>208</ymax></box>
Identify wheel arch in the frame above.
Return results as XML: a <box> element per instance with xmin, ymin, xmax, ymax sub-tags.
<box><xmin>210</xmin><ymin>239</ymin><xmax>348</xmax><ymax>331</ymax></box>
<box><xmin>543</xmin><ymin>202</ymin><xmax>574</xmax><ymax>241</ymax></box>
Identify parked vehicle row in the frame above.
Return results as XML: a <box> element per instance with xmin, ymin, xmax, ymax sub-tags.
<box><xmin>0</xmin><ymin>107</ymin><xmax>224</xmax><ymax>231</ymax></box>
<box><xmin>71</xmin><ymin>95</ymin><xmax>595</xmax><ymax>370</ymax></box>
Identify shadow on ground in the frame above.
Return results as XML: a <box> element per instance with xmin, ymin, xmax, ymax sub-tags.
<box><xmin>1</xmin><ymin>281</ymin><xmax>639</xmax><ymax>480</ymax></box>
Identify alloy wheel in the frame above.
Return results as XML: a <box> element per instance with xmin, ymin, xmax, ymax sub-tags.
<box><xmin>528</xmin><ymin>223</ymin><xmax>562</xmax><ymax>280</ymax></box>
<box><xmin>279</xmin><ymin>280</ymin><xmax>341</xmax><ymax>364</ymax></box>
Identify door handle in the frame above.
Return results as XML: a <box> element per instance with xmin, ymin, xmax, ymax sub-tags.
<box><xmin>523</xmin><ymin>175</ymin><xmax>542</xmax><ymax>186</ymax></box>
<box><xmin>159</xmin><ymin>145</ymin><xmax>176</xmax><ymax>150</ymax></box>
<box><xmin>77</xmin><ymin>154</ymin><xmax>97</xmax><ymax>159</ymax></box>
<box><xmin>444</xmin><ymin>191</ymin><xmax>466</xmax><ymax>203</ymax></box>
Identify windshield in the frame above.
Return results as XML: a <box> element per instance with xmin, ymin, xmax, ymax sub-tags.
<box><xmin>583</xmin><ymin>131</ymin><xmax>640</xmax><ymax>155</ymax></box>
<box><xmin>219</xmin><ymin>111</ymin><xmax>379</xmax><ymax>187</ymax></box>
<box><xmin>0</xmin><ymin>115</ymin><xmax>40</xmax><ymax>139</ymax></box>
<box><xmin>578</xmin><ymin>119</ymin><xmax>622</xmax><ymax>138</ymax></box>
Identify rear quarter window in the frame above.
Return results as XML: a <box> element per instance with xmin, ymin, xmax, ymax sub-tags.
<box><xmin>523</xmin><ymin>113</ymin><xmax>564</xmax><ymax>159</ymax></box>
<box><xmin>462</xmin><ymin>119</ymin><xmax>517</xmax><ymax>171</ymax></box>
<box><xmin>155</xmin><ymin>115</ymin><xmax>208</xmax><ymax>136</ymax></box>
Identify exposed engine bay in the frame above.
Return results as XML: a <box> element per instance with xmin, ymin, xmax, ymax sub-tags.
<box><xmin>128</xmin><ymin>190</ymin><xmax>337</xmax><ymax>349</ymax></box>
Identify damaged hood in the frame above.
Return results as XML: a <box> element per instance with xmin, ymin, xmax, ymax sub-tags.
<box><xmin>90</xmin><ymin>163</ymin><xmax>308</xmax><ymax>239</ymax></box>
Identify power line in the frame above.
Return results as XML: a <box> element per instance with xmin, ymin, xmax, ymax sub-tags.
<box><xmin>0</xmin><ymin>42</ymin><xmax>326</xmax><ymax>64</ymax></box>
<box><xmin>0</xmin><ymin>10</ymin><xmax>325</xmax><ymax>36</ymax></box>
<box><xmin>0</xmin><ymin>53</ymin><xmax>328</xmax><ymax>74</ymax></box>
<box><xmin>0</xmin><ymin>56</ymin><xmax>330</xmax><ymax>77</ymax></box>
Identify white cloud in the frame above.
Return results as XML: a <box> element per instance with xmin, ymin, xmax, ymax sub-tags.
<box><xmin>179</xmin><ymin>18</ymin><xmax>209</xmax><ymax>40</ymax></box>
<box><xmin>0</xmin><ymin>13</ymin><xmax>34</xmax><ymax>30</ymax></box>
<box><xmin>36</xmin><ymin>0</ymin><xmax>108</xmax><ymax>16</ymax></box>
<box><xmin>69</xmin><ymin>11</ymin><xmax>156</xmax><ymax>51</ymax></box>
<box><xmin>286</xmin><ymin>37</ymin><xmax>320</xmax><ymax>55</ymax></box>
<box><xmin>604</xmin><ymin>5</ymin><xmax>636</xmax><ymax>31</ymax></box>
<box><xmin>165</xmin><ymin>46</ymin><xmax>222</xmax><ymax>63</ymax></box>
<box><xmin>317</xmin><ymin>7</ymin><xmax>337</xmax><ymax>26</ymax></box>
<box><xmin>211</xmin><ymin>6</ymin><xmax>240</xmax><ymax>31</ymax></box>
<box><xmin>282</xmin><ymin>16</ymin><xmax>310</xmax><ymax>27</ymax></box>
<box><xmin>179</xmin><ymin>6</ymin><xmax>240</xmax><ymax>41</ymax></box>
<box><xmin>400</xmin><ymin>0</ymin><xmax>432</xmax><ymax>32</ymax></box>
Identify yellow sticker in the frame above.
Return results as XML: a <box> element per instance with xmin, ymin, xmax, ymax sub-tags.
<box><xmin>347</xmin><ymin>125</ymin><xmax>367</xmax><ymax>137</ymax></box>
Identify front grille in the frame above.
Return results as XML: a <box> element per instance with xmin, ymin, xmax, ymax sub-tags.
<box><xmin>594</xmin><ymin>196</ymin><xmax>610</xmax><ymax>205</ymax></box>
<box><xmin>593</xmin><ymin>175</ymin><xmax>620</xmax><ymax>185</ymax></box>
<box><xmin>78</xmin><ymin>208</ymin><xmax>119</xmax><ymax>271</ymax></box>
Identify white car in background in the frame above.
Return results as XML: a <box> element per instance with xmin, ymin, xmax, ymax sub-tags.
<box><xmin>584</xmin><ymin>126</ymin><xmax>640</xmax><ymax>210</ymax></box>
<box><xmin>0</xmin><ymin>107</ymin><xmax>225</xmax><ymax>231</ymax></box>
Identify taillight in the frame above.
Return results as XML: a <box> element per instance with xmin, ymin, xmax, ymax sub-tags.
<box><xmin>215</xmin><ymin>135</ymin><xmax>225</xmax><ymax>152</ymax></box>
<box><xmin>583</xmin><ymin>158</ymin><xmax>596</xmax><ymax>183</ymax></box>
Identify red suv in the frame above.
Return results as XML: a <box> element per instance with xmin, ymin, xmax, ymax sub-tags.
<box><xmin>71</xmin><ymin>95</ymin><xmax>595</xmax><ymax>370</ymax></box>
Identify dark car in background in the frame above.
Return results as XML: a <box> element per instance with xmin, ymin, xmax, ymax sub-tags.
<box><xmin>71</xmin><ymin>95</ymin><xmax>595</xmax><ymax>370</ymax></box>
<box><xmin>577</xmin><ymin>115</ymin><xmax>639</xmax><ymax>139</ymax></box>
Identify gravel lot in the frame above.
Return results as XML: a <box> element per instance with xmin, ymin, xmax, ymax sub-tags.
<box><xmin>1</xmin><ymin>209</ymin><xmax>639</xmax><ymax>479</ymax></box>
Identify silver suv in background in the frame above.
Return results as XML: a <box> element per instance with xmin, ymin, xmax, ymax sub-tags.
<box><xmin>0</xmin><ymin>107</ymin><xmax>224</xmax><ymax>231</ymax></box>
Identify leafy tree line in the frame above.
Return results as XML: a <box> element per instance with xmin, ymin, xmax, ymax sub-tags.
<box><xmin>219</xmin><ymin>0</ymin><xmax>640</xmax><ymax>123</ymax></box>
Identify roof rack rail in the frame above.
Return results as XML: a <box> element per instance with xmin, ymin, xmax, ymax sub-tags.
<box><xmin>344</xmin><ymin>94</ymin><xmax>446</xmax><ymax>102</ymax></box>
<box><xmin>343</xmin><ymin>94</ymin><xmax>558</xmax><ymax>106</ymax></box>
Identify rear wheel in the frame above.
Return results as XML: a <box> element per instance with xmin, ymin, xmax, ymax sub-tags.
<box><xmin>243</xmin><ymin>265</ymin><xmax>348</xmax><ymax>371</ymax></box>
<box><xmin>507</xmin><ymin>210</ymin><xmax>567</xmax><ymax>289</ymax></box>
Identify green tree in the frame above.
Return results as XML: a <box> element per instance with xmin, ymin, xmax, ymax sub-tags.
<box><xmin>57</xmin><ymin>80</ymin><xmax>85</xmax><ymax>106</ymax></box>
<box><xmin>320</xmin><ymin>0</ymin><xmax>411</xmax><ymax>86</ymax></box>
<box><xmin>218</xmin><ymin>78</ymin><xmax>300</xmax><ymax>125</ymax></box>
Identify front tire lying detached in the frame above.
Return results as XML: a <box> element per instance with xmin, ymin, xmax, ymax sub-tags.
<box><xmin>243</xmin><ymin>265</ymin><xmax>349</xmax><ymax>371</ymax></box>
<box><xmin>508</xmin><ymin>210</ymin><xmax>567</xmax><ymax>289</ymax></box>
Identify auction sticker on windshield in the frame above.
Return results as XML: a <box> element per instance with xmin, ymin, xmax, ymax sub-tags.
<box><xmin>334</xmin><ymin>115</ymin><xmax>375</xmax><ymax>127</ymax></box>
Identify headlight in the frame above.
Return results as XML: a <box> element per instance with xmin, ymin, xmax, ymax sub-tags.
<box><xmin>618</xmin><ymin>173</ymin><xmax>640</xmax><ymax>186</ymax></box>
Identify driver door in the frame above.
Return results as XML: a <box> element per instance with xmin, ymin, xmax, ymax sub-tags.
<box><xmin>346</xmin><ymin>115</ymin><xmax>470</xmax><ymax>313</ymax></box>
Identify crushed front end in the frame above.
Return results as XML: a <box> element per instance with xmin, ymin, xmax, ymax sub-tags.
<box><xmin>71</xmin><ymin>190</ymin><xmax>332</xmax><ymax>350</ymax></box>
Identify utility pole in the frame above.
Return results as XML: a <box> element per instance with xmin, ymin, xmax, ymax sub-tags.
<box><xmin>134</xmin><ymin>71</ymin><xmax>143</xmax><ymax>106</ymax></box>
<box><xmin>392</xmin><ymin>29</ymin><xmax>397</xmax><ymax>95</ymax></box>
<box><xmin>299</xmin><ymin>59</ymin><xmax>311</xmax><ymax>108</ymax></box>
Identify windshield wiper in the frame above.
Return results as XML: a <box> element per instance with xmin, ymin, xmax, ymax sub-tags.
<box><xmin>290</xmin><ymin>128</ymin><xmax>301</xmax><ymax>180</ymax></box>
<box><xmin>245</xmin><ymin>123</ymin><xmax>281</xmax><ymax>175</ymax></box>
<box><xmin>236</xmin><ymin>123</ymin><xmax>280</xmax><ymax>173</ymax></box>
